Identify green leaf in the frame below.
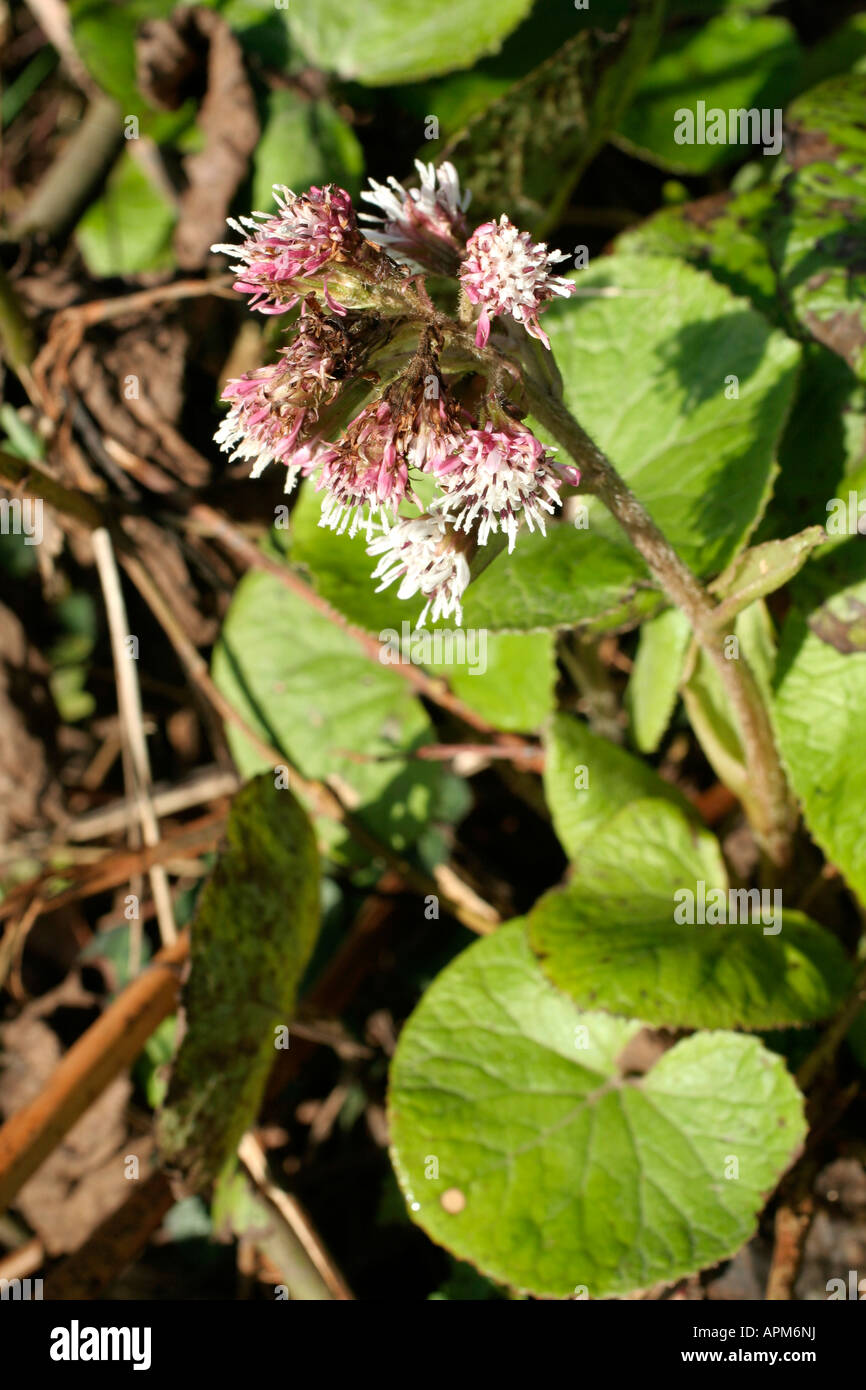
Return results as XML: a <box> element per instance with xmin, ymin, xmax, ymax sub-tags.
<box><xmin>1</xmin><ymin>47</ymin><xmax>57</xmax><ymax>128</ymax></box>
<box><xmin>211</xmin><ymin>565</ymin><xmax>443</xmax><ymax>856</ymax></box>
<box><xmin>292</xmin><ymin>488</ymin><xmax>555</xmax><ymax>729</ymax></box>
<box><xmin>427</xmin><ymin>631</ymin><xmax>555</xmax><ymax>733</ymax></box>
<box><xmin>545</xmin><ymin>254</ymin><xmax>799</xmax><ymax>585</ymax></box>
<box><xmin>70</xmin><ymin>0</ymin><xmax>173</xmax><ymax>107</ymax></box>
<box><xmin>287</xmin><ymin>0</ymin><xmax>535</xmax><ymax>86</ymax></box>
<box><xmin>464</xmin><ymin>524</ymin><xmax>659</xmax><ymax>634</ymax></box>
<box><xmin>252</xmin><ymin>91</ymin><xmax>364</xmax><ymax>207</ymax></box>
<box><xmin>615</xmin><ymin>83</ymin><xmax>866</xmax><ymax>520</ymax></box>
<box><xmin>711</xmin><ymin>527</ymin><xmax>826</xmax><ymax>623</ymax></box>
<box><xmin>291</xmin><ymin>483</ymin><xmax>425</xmax><ymax>633</ymax></box>
<box><xmin>543</xmin><ymin>712</ymin><xmax>696</xmax><ymax>860</ymax></box>
<box><xmin>759</xmin><ymin>346</ymin><xmax>866</xmax><ymax>544</ymax></box>
<box><xmin>615</xmin><ymin>185</ymin><xmax>781</xmax><ymax>323</ymax></box>
<box><xmin>773</xmin><ymin>539</ymin><xmax>866</xmax><ymax>906</ymax></box>
<box><xmin>616</xmin><ymin>13</ymin><xmax>803</xmax><ymax>174</ymax></box>
<box><xmin>388</xmin><ymin>920</ymin><xmax>807</xmax><ymax>1298</ymax></box>
<box><xmin>539</xmin><ymin>255</ymin><xmax>800</xmax><ymax>583</ymax></box>
<box><xmin>528</xmin><ymin>799</ymin><xmax>852</xmax><ymax>1030</ymax></box>
<box><xmin>157</xmin><ymin>776</ymin><xmax>320</xmax><ymax>1189</ymax></box>
<box><xmin>801</xmin><ymin>14</ymin><xmax>866</xmax><ymax>90</ymax></box>
<box><xmin>0</xmin><ymin>406</ymin><xmax>45</xmax><ymax>462</ymax></box>
<box><xmin>771</xmin><ymin>75</ymin><xmax>866</xmax><ymax>382</ymax></box>
<box><xmin>682</xmin><ymin>599</ymin><xmax>776</xmax><ymax>813</ymax></box>
<box><xmin>439</xmin><ymin>0</ymin><xmax>664</xmax><ymax>236</ymax></box>
<box><xmin>75</xmin><ymin>152</ymin><xmax>176</xmax><ymax>277</ymax></box>
<box><xmin>626</xmin><ymin>607</ymin><xmax>691</xmax><ymax>754</ymax></box>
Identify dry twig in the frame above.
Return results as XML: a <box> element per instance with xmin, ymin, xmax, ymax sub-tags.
<box><xmin>91</xmin><ymin>526</ymin><xmax>177</xmax><ymax>949</ymax></box>
<box><xmin>0</xmin><ymin>935</ymin><xmax>189</xmax><ymax>1214</ymax></box>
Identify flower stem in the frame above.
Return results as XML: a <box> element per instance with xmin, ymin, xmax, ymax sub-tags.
<box><xmin>525</xmin><ymin>383</ymin><xmax>796</xmax><ymax>867</ymax></box>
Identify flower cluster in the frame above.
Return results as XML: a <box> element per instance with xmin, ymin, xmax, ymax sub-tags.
<box><xmin>213</xmin><ymin>170</ymin><xmax>581</xmax><ymax>625</ymax></box>
<box><xmin>211</xmin><ymin>184</ymin><xmax>361</xmax><ymax>315</ymax></box>
<box><xmin>460</xmin><ymin>215</ymin><xmax>575</xmax><ymax>349</ymax></box>
<box><xmin>360</xmin><ymin>159</ymin><xmax>469</xmax><ymax>275</ymax></box>
<box><xmin>215</xmin><ymin>300</ymin><xmax>349</xmax><ymax>493</ymax></box>
<box><xmin>314</xmin><ymin>399</ymin><xmax>407</xmax><ymax>537</ymax></box>
<box><xmin>433</xmin><ymin>422</ymin><xmax>580</xmax><ymax>553</ymax></box>
<box><xmin>368</xmin><ymin>515</ymin><xmax>472</xmax><ymax>628</ymax></box>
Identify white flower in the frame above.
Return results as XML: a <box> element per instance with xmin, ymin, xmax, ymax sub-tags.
<box><xmin>360</xmin><ymin>160</ymin><xmax>469</xmax><ymax>274</ymax></box>
<box><xmin>367</xmin><ymin>514</ymin><xmax>471</xmax><ymax>626</ymax></box>
<box><xmin>432</xmin><ymin>422</ymin><xmax>580</xmax><ymax>552</ymax></box>
<box><xmin>459</xmin><ymin>215</ymin><xmax>574</xmax><ymax>349</ymax></box>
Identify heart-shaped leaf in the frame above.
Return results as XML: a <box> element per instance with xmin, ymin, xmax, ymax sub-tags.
<box><xmin>211</xmin><ymin>565</ymin><xmax>444</xmax><ymax>856</ymax></box>
<box><xmin>388</xmin><ymin>920</ymin><xmax>807</xmax><ymax>1298</ymax></box>
<box><xmin>529</xmin><ymin>800</ymin><xmax>852</xmax><ymax>1029</ymax></box>
<box><xmin>773</xmin><ymin>536</ymin><xmax>866</xmax><ymax>906</ymax></box>
<box><xmin>543</xmin><ymin>712</ymin><xmax>697</xmax><ymax>860</ymax></box>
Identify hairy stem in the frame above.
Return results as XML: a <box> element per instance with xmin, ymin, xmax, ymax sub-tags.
<box><xmin>525</xmin><ymin>383</ymin><xmax>796</xmax><ymax>867</ymax></box>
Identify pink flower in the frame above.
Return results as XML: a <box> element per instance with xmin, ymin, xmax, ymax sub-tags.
<box><xmin>360</xmin><ymin>160</ymin><xmax>469</xmax><ymax>275</ymax></box>
<box><xmin>315</xmin><ymin>400</ymin><xmax>413</xmax><ymax>538</ymax></box>
<box><xmin>459</xmin><ymin>215</ymin><xmax>574</xmax><ymax>349</ymax></box>
<box><xmin>313</xmin><ymin>369</ymin><xmax>470</xmax><ymax>536</ymax></box>
<box><xmin>215</xmin><ymin>305</ymin><xmax>345</xmax><ymax>491</ymax></box>
<box><xmin>212</xmin><ymin>185</ymin><xmax>360</xmax><ymax>315</ymax></box>
<box><xmin>432</xmin><ymin>421</ymin><xmax>580</xmax><ymax>552</ymax></box>
<box><xmin>367</xmin><ymin>514</ymin><xmax>471</xmax><ymax>627</ymax></box>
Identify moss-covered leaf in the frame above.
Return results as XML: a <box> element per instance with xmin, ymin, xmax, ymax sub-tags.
<box><xmin>157</xmin><ymin>776</ymin><xmax>320</xmax><ymax>1189</ymax></box>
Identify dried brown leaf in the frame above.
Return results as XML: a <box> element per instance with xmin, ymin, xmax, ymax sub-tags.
<box><xmin>136</xmin><ymin>7</ymin><xmax>259</xmax><ymax>270</ymax></box>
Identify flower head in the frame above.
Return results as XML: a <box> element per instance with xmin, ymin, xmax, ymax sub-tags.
<box><xmin>315</xmin><ymin>399</ymin><xmax>412</xmax><ymax>538</ymax></box>
<box><xmin>360</xmin><ymin>160</ymin><xmax>469</xmax><ymax>275</ymax></box>
<box><xmin>432</xmin><ymin>420</ymin><xmax>580</xmax><ymax>552</ymax></box>
<box><xmin>212</xmin><ymin>176</ymin><xmax>587</xmax><ymax>626</ymax></box>
<box><xmin>215</xmin><ymin>303</ymin><xmax>348</xmax><ymax>491</ymax></box>
<box><xmin>367</xmin><ymin>514</ymin><xmax>471</xmax><ymax>627</ymax></box>
<box><xmin>212</xmin><ymin>184</ymin><xmax>361</xmax><ymax>315</ymax></box>
<box><xmin>391</xmin><ymin>369</ymin><xmax>467</xmax><ymax>474</ymax></box>
<box><xmin>459</xmin><ymin>215</ymin><xmax>574</xmax><ymax>349</ymax></box>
